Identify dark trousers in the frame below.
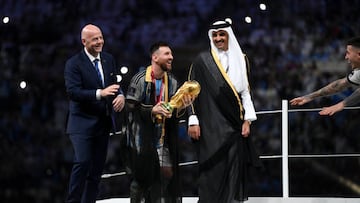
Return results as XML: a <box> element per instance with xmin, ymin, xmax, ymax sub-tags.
<box><xmin>66</xmin><ymin>132</ymin><xmax>109</xmax><ymax>203</ymax></box>
<box><xmin>130</xmin><ymin>174</ymin><xmax>181</xmax><ymax>203</ymax></box>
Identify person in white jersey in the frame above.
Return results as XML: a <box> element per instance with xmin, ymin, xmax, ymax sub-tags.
<box><xmin>291</xmin><ymin>36</ymin><xmax>360</xmax><ymax>115</ymax></box>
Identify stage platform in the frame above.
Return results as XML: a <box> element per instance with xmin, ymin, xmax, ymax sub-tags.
<box><xmin>97</xmin><ymin>197</ymin><xmax>359</xmax><ymax>203</ymax></box>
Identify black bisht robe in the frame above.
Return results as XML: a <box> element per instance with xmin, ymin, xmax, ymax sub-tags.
<box><xmin>126</xmin><ymin>70</ymin><xmax>181</xmax><ymax>200</ymax></box>
<box><xmin>189</xmin><ymin>51</ymin><xmax>261</xmax><ymax>203</ymax></box>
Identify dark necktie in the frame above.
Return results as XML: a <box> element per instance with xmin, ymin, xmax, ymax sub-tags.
<box><xmin>93</xmin><ymin>59</ymin><xmax>104</xmax><ymax>87</ymax></box>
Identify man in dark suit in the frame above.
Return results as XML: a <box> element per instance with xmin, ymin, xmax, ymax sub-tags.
<box><xmin>64</xmin><ymin>24</ymin><xmax>125</xmax><ymax>203</ymax></box>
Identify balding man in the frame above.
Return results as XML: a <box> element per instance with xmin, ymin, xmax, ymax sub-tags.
<box><xmin>64</xmin><ymin>24</ymin><xmax>125</xmax><ymax>203</ymax></box>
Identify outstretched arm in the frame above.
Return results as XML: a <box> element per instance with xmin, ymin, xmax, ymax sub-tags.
<box><xmin>343</xmin><ymin>87</ymin><xmax>360</xmax><ymax>107</ymax></box>
<box><xmin>319</xmin><ymin>87</ymin><xmax>360</xmax><ymax>116</ymax></box>
<box><xmin>290</xmin><ymin>77</ymin><xmax>350</xmax><ymax>106</ymax></box>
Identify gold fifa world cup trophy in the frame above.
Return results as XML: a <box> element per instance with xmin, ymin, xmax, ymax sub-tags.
<box><xmin>157</xmin><ymin>80</ymin><xmax>201</xmax><ymax>145</ymax></box>
<box><xmin>156</xmin><ymin>80</ymin><xmax>201</xmax><ymax>122</ymax></box>
<box><xmin>162</xmin><ymin>80</ymin><xmax>201</xmax><ymax>113</ymax></box>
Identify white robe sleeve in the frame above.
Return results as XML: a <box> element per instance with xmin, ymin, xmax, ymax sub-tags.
<box><xmin>240</xmin><ymin>88</ymin><xmax>257</xmax><ymax>121</ymax></box>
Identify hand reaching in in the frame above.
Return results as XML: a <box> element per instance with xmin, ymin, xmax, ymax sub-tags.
<box><xmin>290</xmin><ymin>96</ymin><xmax>311</xmax><ymax>106</ymax></box>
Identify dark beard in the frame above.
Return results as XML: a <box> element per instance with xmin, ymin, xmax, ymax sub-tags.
<box><xmin>160</xmin><ymin>64</ymin><xmax>170</xmax><ymax>72</ymax></box>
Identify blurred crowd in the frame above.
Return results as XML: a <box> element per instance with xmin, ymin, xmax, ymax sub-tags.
<box><xmin>1</xmin><ymin>0</ymin><xmax>360</xmax><ymax>202</ymax></box>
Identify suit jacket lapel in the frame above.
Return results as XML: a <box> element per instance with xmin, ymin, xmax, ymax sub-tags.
<box><xmin>101</xmin><ymin>54</ymin><xmax>114</xmax><ymax>87</ymax></box>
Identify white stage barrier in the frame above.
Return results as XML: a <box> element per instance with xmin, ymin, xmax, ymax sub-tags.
<box><xmin>99</xmin><ymin>100</ymin><xmax>360</xmax><ymax>202</ymax></box>
<box><xmin>97</xmin><ymin>197</ymin><xmax>360</xmax><ymax>203</ymax></box>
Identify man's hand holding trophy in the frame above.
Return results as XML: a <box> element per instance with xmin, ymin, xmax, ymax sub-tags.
<box><xmin>155</xmin><ymin>80</ymin><xmax>201</xmax><ymax>122</ymax></box>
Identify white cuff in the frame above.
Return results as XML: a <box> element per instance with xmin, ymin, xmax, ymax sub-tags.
<box><xmin>188</xmin><ymin>115</ymin><xmax>199</xmax><ymax>126</ymax></box>
<box><xmin>96</xmin><ymin>89</ymin><xmax>101</xmax><ymax>100</ymax></box>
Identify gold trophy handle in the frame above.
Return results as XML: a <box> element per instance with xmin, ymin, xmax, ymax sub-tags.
<box><xmin>155</xmin><ymin>80</ymin><xmax>200</xmax><ymax>120</ymax></box>
<box><xmin>166</xmin><ymin>80</ymin><xmax>201</xmax><ymax>111</ymax></box>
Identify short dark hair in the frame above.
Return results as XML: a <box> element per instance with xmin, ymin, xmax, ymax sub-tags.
<box><xmin>347</xmin><ymin>36</ymin><xmax>360</xmax><ymax>48</ymax></box>
<box><xmin>149</xmin><ymin>41</ymin><xmax>170</xmax><ymax>56</ymax></box>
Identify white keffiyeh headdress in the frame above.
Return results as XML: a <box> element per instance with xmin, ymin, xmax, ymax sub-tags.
<box><xmin>208</xmin><ymin>18</ymin><xmax>249</xmax><ymax>93</ymax></box>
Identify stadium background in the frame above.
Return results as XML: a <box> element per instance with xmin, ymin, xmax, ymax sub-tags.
<box><xmin>1</xmin><ymin>0</ymin><xmax>360</xmax><ymax>202</ymax></box>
